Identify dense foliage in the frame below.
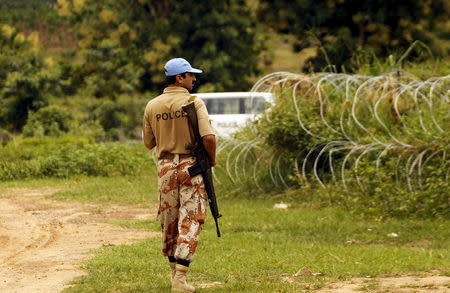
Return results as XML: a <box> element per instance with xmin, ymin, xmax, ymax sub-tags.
<box><xmin>22</xmin><ymin>105</ymin><xmax>73</xmax><ymax>137</ymax></box>
<box><xmin>0</xmin><ymin>0</ymin><xmax>60</xmax><ymax>26</ymax></box>
<box><xmin>0</xmin><ymin>136</ymin><xmax>151</xmax><ymax>180</ymax></box>
<box><xmin>251</xmin><ymin>71</ymin><xmax>450</xmax><ymax>218</ymax></box>
<box><xmin>258</xmin><ymin>0</ymin><xmax>450</xmax><ymax>70</ymax></box>
<box><xmin>0</xmin><ymin>24</ymin><xmax>61</xmax><ymax>131</ymax></box>
<box><xmin>55</xmin><ymin>0</ymin><xmax>264</xmax><ymax>95</ymax></box>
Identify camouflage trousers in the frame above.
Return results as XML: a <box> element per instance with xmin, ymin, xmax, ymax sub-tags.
<box><xmin>157</xmin><ymin>154</ymin><xmax>208</xmax><ymax>262</ymax></box>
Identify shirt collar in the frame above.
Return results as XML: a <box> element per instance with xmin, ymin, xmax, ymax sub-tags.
<box><xmin>163</xmin><ymin>86</ymin><xmax>189</xmax><ymax>94</ymax></box>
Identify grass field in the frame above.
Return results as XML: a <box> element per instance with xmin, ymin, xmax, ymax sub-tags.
<box><xmin>1</xmin><ymin>175</ymin><xmax>448</xmax><ymax>292</ymax></box>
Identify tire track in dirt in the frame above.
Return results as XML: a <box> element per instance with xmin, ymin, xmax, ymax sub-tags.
<box><xmin>316</xmin><ymin>275</ymin><xmax>450</xmax><ymax>293</ymax></box>
<box><xmin>281</xmin><ymin>266</ymin><xmax>449</xmax><ymax>292</ymax></box>
<box><xmin>0</xmin><ymin>188</ymin><xmax>158</xmax><ymax>293</ymax></box>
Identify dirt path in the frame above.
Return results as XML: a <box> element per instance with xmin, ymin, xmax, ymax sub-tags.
<box><xmin>316</xmin><ymin>275</ymin><xmax>450</xmax><ymax>293</ymax></box>
<box><xmin>0</xmin><ymin>188</ymin><xmax>158</xmax><ymax>293</ymax></box>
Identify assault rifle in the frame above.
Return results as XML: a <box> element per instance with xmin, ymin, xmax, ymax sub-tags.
<box><xmin>182</xmin><ymin>101</ymin><xmax>222</xmax><ymax>237</ymax></box>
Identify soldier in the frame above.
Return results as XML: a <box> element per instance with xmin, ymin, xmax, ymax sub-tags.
<box><xmin>143</xmin><ymin>58</ymin><xmax>216</xmax><ymax>292</ymax></box>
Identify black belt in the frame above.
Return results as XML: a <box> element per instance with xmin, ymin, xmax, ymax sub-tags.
<box><xmin>159</xmin><ymin>153</ymin><xmax>193</xmax><ymax>160</ymax></box>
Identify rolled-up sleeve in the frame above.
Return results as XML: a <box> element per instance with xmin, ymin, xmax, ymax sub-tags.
<box><xmin>143</xmin><ymin>111</ymin><xmax>156</xmax><ymax>149</ymax></box>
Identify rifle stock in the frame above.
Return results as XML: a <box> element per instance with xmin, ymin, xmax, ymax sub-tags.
<box><xmin>182</xmin><ymin>101</ymin><xmax>222</xmax><ymax>237</ymax></box>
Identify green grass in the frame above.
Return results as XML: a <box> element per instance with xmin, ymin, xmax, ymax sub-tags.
<box><xmin>107</xmin><ymin>218</ymin><xmax>160</xmax><ymax>231</ymax></box>
<box><xmin>1</xmin><ymin>176</ymin><xmax>448</xmax><ymax>292</ymax></box>
<box><xmin>0</xmin><ymin>174</ymin><xmax>158</xmax><ymax>205</ymax></box>
<box><xmin>59</xmin><ymin>193</ymin><xmax>448</xmax><ymax>292</ymax></box>
<box><xmin>48</xmin><ymin>175</ymin><xmax>158</xmax><ymax>205</ymax></box>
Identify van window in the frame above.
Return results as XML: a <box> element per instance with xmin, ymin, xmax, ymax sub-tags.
<box><xmin>204</xmin><ymin>97</ymin><xmax>267</xmax><ymax>115</ymax></box>
<box><xmin>244</xmin><ymin>97</ymin><xmax>266</xmax><ymax>114</ymax></box>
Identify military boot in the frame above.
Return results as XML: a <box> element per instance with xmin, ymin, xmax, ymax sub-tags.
<box><xmin>171</xmin><ymin>264</ymin><xmax>195</xmax><ymax>292</ymax></box>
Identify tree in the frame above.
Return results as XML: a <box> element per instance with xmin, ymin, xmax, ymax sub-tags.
<box><xmin>56</xmin><ymin>0</ymin><xmax>265</xmax><ymax>95</ymax></box>
<box><xmin>257</xmin><ymin>0</ymin><xmax>450</xmax><ymax>71</ymax></box>
<box><xmin>0</xmin><ymin>24</ymin><xmax>60</xmax><ymax>131</ymax></box>
<box><xmin>0</xmin><ymin>0</ymin><xmax>60</xmax><ymax>26</ymax></box>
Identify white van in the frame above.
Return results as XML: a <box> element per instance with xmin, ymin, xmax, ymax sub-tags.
<box><xmin>194</xmin><ymin>92</ymin><xmax>274</xmax><ymax>137</ymax></box>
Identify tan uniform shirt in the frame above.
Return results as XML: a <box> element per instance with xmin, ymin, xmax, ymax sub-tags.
<box><xmin>143</xmin><ymin>86</ymin><xmax>214</xmax><ymax>158</ymax></box>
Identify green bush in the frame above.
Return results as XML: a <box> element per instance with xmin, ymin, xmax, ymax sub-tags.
<box><xmin>0</xmin><ymin>137</ymin><xmax>152</xmax><ymax>180</ymax></box>
<box><xmin>47</xmin><ymin>94</ymin><xmax>149</xmax><ymax>141</ymax></box>
<box><xmin>19</xmin><ymin>94</ymin><xmax>149</xmax><ymax>141</ymax></box>
<box><xmin>326</xmin><ymin>155</ymin><xmax>450</xmax><ymax>218</ymax></box>
<box><xmin>0</xmin><ymin>128</ymin><xmax>12</xmax><ymax>145</ymax></box>
<box><xmin>92</xmin><ymin>95</ymin><xmax>147</xmax><ymax>140</ymax></box>
<box><xmin>22</xmin><ymin>105</ymin><xmax>74</xmax><ymax>137</ymax></box>
<box><xmin>246</xmin><ymin>71</ymin><xmax>449</xmax><ymax>218</ymax></box>
<box><xmin>0</xmin><ymin>24</ymin><xmax>62</xmax><ymax>131</ymax></box>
